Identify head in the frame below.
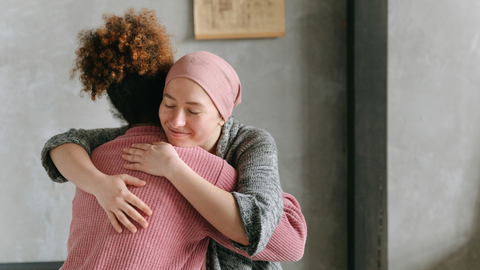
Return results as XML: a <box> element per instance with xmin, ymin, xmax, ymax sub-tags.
<box><xmin>71</xmin><ymin>8</ymin><xmax>174</xmax><ymax>126</ymax></box>
<box><xmin>107</xmin><ymin>72</ymin><xmax>166</xmax><ymax>125</ymax></box>
<box><xmin>160</xmin><ymin>51</ymin><xmax>242</xmax><ymax>153</ymax></box>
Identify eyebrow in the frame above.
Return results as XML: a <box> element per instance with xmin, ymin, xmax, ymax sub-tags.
<box><xmin>163</xmin><ymin>93</ymin><xmax>205</xmax><ymax>107</ymax></box>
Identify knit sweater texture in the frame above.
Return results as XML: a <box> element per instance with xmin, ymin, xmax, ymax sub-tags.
<box><xmin>41</xmin><ymin>117</ymin><xmax>307</xmax><ymax>269</ymax></box>
<box><xmin>63</xmin><ymin>126</ymin><xmax>237</xmax><ymax>269</ymax></box>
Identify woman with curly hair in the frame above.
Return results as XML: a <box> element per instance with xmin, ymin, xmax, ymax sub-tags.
<box><xmin>42</xmin><ymin>8</ymin><xmax>306</xmax><ymax>269</ymax></box>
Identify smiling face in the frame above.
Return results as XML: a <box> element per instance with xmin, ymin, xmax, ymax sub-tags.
<box><xmin>159</xmin><ymin>78</ymin><xmax>225</xmax><ymax>153</ymax></box>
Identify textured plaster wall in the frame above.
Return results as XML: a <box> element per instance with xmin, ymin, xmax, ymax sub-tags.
<box><xmin>389</xmin><ymin>0</ymin><xmax>480</xmax><ymax>269</ymax></box>
<box><xmin>0</xmin><ymin>1</ymin><xmax>347</xmax><ymax>269</ymax></box>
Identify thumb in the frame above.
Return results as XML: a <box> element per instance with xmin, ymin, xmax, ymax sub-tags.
<box><xmin>120</xmin><ymin>174</ymin><xmax>146</xmax><ymax>187</ymax></box>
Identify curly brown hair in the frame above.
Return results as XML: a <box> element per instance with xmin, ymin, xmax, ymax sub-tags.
<box><xmin>72</xmin><ymin>8</ymin><xmax>174</xmax><ymax>100</ymax></box>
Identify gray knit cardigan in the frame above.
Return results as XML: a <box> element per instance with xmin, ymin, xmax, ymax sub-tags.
<box><xmin>41</xmin><ymin>117</ymin><xmax>284</xmax><ymax>270</ymax></box>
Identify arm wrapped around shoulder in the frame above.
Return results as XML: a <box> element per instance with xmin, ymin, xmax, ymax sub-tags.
<box><xmin>41</xmin><ymin>126</ymin><xmax>128</xmax><ymax>183</ymax></box>
<box><xmin>228</xmin><ymin>128</ymin><xmax>284</xmax><ymax>256</ymax></box>
<box><xmin>208</xmin><ymin>191</ymin><xmax>307</xmax><ymax>262</ymax></box>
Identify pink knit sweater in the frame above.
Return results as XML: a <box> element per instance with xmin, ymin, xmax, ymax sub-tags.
<box><xmin>62</xmin><ymin>126</ymin><xmax>306</xmax><ymax>269</ymax></box>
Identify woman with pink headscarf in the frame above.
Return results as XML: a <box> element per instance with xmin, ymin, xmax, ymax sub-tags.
<box><xmin>43</xmin><ymin>50</ymin><xmax>306</xmax><ymax>269</ymax></box>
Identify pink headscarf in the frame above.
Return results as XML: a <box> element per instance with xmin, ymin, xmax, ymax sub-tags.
<box><xmin>165</xmin><ymin>51</ymin><xmax>242</xmax><ymax>121</ymax></box>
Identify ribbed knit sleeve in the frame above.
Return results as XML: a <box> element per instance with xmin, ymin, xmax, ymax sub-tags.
<box><xmin>251</xmin><ymin>192</ymin><xmax>307</xmax><ymax>261</ymax></box>
<box><xmin>205</xmin><ymin>192</ymin><xmax>306</xmax><ymax>262</ymax></box>
<box><xmin>40</xmin><ymin>126</ymin><xmax>128</xmax><ymax>183</ymax></box>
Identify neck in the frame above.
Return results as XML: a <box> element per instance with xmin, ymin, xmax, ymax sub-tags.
<box><xmin>204</xmin><ymin>125</ymin><xmax>222</xmax><ymax>154</ymax></box>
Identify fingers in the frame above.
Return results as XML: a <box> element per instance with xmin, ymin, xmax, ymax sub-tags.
<box><xmin>119</xmin><ymin>174</ymin><xmax>152</xmax><ymax>221</ymax></box>
<box><xmin>123</xmin><ymin>144</ymin><xmax>151</xmax><ymax>155</ymax></box>
<box><xmin>127</xmin><ymin>194</ymin><xmax>152</xmax><ymax>217</ymax></box>
<box><xmin>123</xmin><ymin>201</ymin><xmax>150</xmax><ymax>229</ymax></box>
<box><xmin>122</xmin><ymin>153</ymin><xmax>141</xmax><ymax>163</ymax></box>
<box><xmin>121</xmin><ymin>174</ymin><xmax>146</xmax><ymax>187</ymax></box>
<box><xmin>106</xmin><ymin>175</ymin><xmax>151</xmax><ymax>232</ymax></box>
<box><xmin>124</xmin><ymin>162</ymin><xmax>143</xmax><ymax>171</ymax></box>
<box><xmin>122</xmin><ymin>147</ymin><xmax>144</xmax><ymax>162</ymax></box>
<box><xmin>130</xmin><ymin>143</ymin><xmax>152</xmax><ymax>149</ymax></box>
<box><xmin>106</xmin><ymin>211</ymin><xmax>123</xmax><ymax>233</ymax></box>
<box><xmin>114</xmin><ymin>209</ymin><xmax>138</xmax><ymax>233</ymax></box>
<box><xmin>122</xmin><ymin>150</ymin><xmax>143</xmax><ymax>162</ymax></box>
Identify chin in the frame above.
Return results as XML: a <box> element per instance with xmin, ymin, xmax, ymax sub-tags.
<box><xmin>168</xmin><ymin>138</ymin><xmax>193</xmax><ymax>148</ymax></box>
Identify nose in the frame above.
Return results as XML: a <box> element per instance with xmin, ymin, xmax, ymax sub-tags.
<box><xmin>170</xmin><ymin>109</ymin><xmax>186</xmax><ymax>128</ymax></box>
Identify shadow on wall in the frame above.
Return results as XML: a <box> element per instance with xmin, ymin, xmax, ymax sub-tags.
<box><xmin>428</xmin><ymin>183</ymin><xmax>480</xmax><ymax>270</ymax></box>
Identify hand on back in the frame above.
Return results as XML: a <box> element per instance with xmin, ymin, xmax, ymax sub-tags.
<box><xmin>122</xmin><ymin>142</ymin><xmax>182</xmax><ymax>179</ymax></box>
<box><xmin>91</xmin><ymin>174</ymin><xmax>152</xmax><ymax>233</ymax></box>
<box><xmin>93</xmin><ymin>142</ymin><xmax>183</xmax><ymax>233</ymax></box>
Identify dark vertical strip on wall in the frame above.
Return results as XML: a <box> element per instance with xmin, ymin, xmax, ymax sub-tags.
<box><xmin>347</xmin><ymin>0</ymin><xmax>388</xmax><ymax>269</ymax></box>
<box><xmin>346</xmin><ymin>0</ymin><xmax>356</xmax><ymax>269</ymax></box>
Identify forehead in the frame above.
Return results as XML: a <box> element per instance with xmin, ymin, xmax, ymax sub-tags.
<box><xmin>164</xmin><ymin>78</ymin><xmax>215</xmax><ymax>106</ymax></box>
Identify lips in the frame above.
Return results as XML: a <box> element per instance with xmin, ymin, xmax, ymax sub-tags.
<box><xmin>167</xmin><ymin>127</ymin><xmax>190</xmax><ymax>138</ymax></box>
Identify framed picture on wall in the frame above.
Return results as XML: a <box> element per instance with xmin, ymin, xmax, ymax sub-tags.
<box><xmin>194</xmin><ymin>0</ymin><xmax>285</xmax><ymax>40</ymax></box>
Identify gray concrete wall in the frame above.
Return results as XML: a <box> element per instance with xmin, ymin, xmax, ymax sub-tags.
<box><xmin>0</xmin><ymin>1</ymin><xmax>347</xmax><ymax>269</ymax></box>
<box><xmin>389</xmin><ymin>0</ymin><xmax>480</xmax><ymax>269</ymax></box>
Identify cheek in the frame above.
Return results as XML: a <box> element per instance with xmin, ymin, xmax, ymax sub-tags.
<box><xmin>158</xmin><ymin>107</ymin><xmax>167</xmax><ymax>122</ymax></box>
<box><xmin>187</xmin><ymin>120</ymin><xmax>206</xmax><ymax>136</ymax></box>
<box><xmin>195</xmin><ymin>118</ymin><xmax>216</xmax><ymax>135</ymax></box>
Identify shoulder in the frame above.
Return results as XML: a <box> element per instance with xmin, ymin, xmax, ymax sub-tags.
<box><xmin>224</xmin><ymin>117</ymin><xmax>275</xmax><ymax>144</ymax></box>
<box><xmin>235</xmin><ymin>118</ymin><xmax>276</xmax><ymax>146</ymax></box>
<box><xmin>218</xmin><ymin>117</ymin><xmax>277</xmax><ymax>165</ymax></box>
<box><xmin>236</xmin><ymin>126</ymin><xmax>277</xmax><ymax>156</ymax></box>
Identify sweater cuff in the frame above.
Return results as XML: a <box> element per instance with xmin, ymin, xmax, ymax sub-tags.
<box><xmin>231</xmin><ymin>192</ymin><xmax>270</xmax><ymax>256</ymax></box>
<box><xmin>41</xmin><ymin>129</ymin><xmax>92</xmax><ymax>183</ymax></box>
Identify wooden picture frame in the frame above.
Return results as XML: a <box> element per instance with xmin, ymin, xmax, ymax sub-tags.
<box><xmin>194</xmin><ymin>0</ymin><xmax>285</xmax><ymax>40</ymax></box>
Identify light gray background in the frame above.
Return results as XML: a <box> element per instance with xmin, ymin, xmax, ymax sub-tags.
<box><xmin>4</xmin><ymin>0</ymin><xmax>480</xmax><ymax>270</ymax></box>
<box><xmin>0</xmin><ymin>1</ymin><xmax>347</xmax><ymax>269</ymax></box>
<box><xmin>389</xmin><ymin>0</ymin><xmax>480</xmax><ymax>269</ymax></box>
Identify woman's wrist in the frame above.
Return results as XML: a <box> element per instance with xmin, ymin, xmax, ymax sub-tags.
<box><xmin>50</xmin><ymin>143</ymin><xmax>107</xmax><ymax>195</ymax></box>
<box><xmin>164</xmin><ymin>157</ymin><xmax>188</xmax><ymax>181</ymax></box>
<box><xmin>82</xmin><ymin>171</ymin><xmax>109</xmax><ymax>196</ymax></box>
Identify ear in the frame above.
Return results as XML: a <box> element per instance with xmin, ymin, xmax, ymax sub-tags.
<box><xmin>219</xmin><ymin>119</ymin><xmax>225</xmax><ymax>126</ymax></box>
